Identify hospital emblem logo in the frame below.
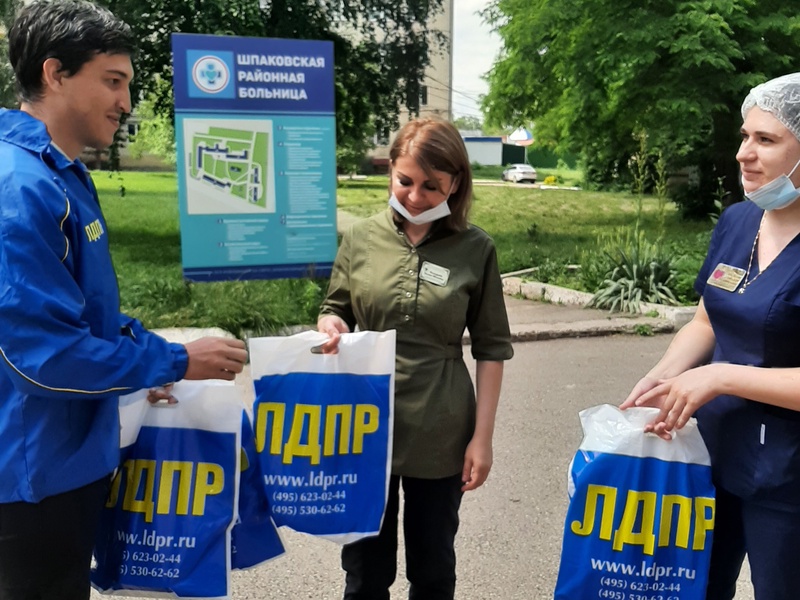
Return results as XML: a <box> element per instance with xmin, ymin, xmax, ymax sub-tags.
<box><xmin>192</xmin><ymin>56</ymin><xmax>229</xmax><ymax>93</ymax></box>
<box><xmin>187</xmin><ymin>50</ymin><xmax>235</xmax><ymax>98</ymax></box>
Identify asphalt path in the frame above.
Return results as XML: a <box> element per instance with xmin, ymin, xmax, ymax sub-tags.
<box><xmin>91</xmin><ymin>334</ymin><xmax>755</xmax><ymax>600</ymax></box>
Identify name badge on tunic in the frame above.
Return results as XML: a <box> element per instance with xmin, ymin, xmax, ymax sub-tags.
<box><xmin>420</xmin><ymin>261</ymin><xmax>450</xmax><ymax>286</ymax></box>
<box><xmin>706</xmin><ymin>263</ymin><xmax>746</xmax><ymax>292</ymax></box>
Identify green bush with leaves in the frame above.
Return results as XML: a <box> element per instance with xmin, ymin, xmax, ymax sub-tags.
<box><xmin>587</xmin><ymin>227</ymin><xmax>679</xmax><ymax>313</ymax></box>
<box><xmin>664</xmin><ymin>231</ymin><xmax>711</xmax><ymax>305</ymax></box>
<box><xmin>118</xmin><ymin>274</ymin><xmax>326</xmax><ymax>339</ymax></box>
<box><xmin>578</xmin><ymin>248</ymin><xmax>612</xmax><ymax>293</ymax></box>
<box><xmin>127</xmin><ymin>81</ymin><xmax>176</xmax><ymax>165</ymax></box>
<box><xmin>527</xmin><ymin>258</ymin><xmax>581</xmax><ymax>288</ymax></box>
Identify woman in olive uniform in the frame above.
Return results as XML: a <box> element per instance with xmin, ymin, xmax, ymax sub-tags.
<box><xmin>318</xmin><ymin>117</ymin><xmax>513</xmax><ymax>600</ymax></box>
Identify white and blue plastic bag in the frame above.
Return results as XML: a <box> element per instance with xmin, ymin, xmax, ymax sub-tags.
<box><xmin>249</xmin><ymin>330</ymin><xmax>395</xmax><ymax>544</ymax></box>
<box><xmin>92</xmin><ymin>380</ymin><xmax>242</xmax><ymax>599</ymax></box>
<box><xmin>554</xmin><ymin>404</ymin><xmax>715</xmax><ymax>600</ymax></box>
<box><xmin>231</xmin><ymin>410</ymin><xmax>285</xmax><ymax>569</ymax></box>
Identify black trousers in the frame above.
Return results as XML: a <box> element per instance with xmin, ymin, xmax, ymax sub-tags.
<box><xmin>0</xmin><ymin>476</ymin><xmax>110</xmax><ymax>600</ymax></box>
<box><xmin>342</xmin><ymin>473</ymin><xmax>464</xmax><ymax>600</ymax></box>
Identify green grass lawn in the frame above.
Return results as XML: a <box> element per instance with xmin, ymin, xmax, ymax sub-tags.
<box><xmin>470</xmin><ymin>164</ymin><xmax>583</xmax><ymax>187</ymax></box>
<box><xmin>335</xmin><ymin>176</ymin><xmax>711</xmax><ymax>273</ymax></box>
<box><xmin>95</xmin><ymin>171</ymin><xmax>712</xmax><ymax>334</ymax></box>
<box><xmin>95</xmin><ymin>171</ymin><xmax>327</xmax><ymax>336</ymax></box>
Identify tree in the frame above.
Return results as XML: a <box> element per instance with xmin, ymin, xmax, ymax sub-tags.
<box><xmin>99</xmin><ymin>0</ymin><xmax>446</xmax><ymax>164</ymax></box>
<box><xmin>482</xmin><ymin>0</ymin><xmax>800</xmax><ymax>217</ymax></box>
<box><xmin>453</xmin><ymin>115</ymin><xmax>483</xmax><ymax>131</ymax></box>
<box><xmin>127</xmin><ymin>80</ymin><xmax>176</xmax><ymax>165</ymax></box>
<box><xmin>0</xmin><ymin>0</ymin><xmax>22</xmax><ymax>108</ymax></box>
<box><xmin>336</xmin><ymin>119</ymin><xmax>375</xmax><ymax>177</ymax></box>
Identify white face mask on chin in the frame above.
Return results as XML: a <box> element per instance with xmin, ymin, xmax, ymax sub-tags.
<box><xmin>388</xmin><ymin>194</ymin><xmax>451</xmax><ymax>224</ymax></box>
<box><xmin>388</xmin><ymin>180</ymin><xmax>456</xmax><ymax>225</ymax></box>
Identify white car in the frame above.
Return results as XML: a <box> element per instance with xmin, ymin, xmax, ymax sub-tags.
<box><xmin>502</xmin><ymin>164</ymin><xmax>537</xmax><ymax>183</ymax></box>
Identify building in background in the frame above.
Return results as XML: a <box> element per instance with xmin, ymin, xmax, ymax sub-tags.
<box><xmin>462</xmin><ymin>136</ymin><xmax>525</xmax><ymax>166</ymax></box>
<box><xmin>369</xmin><ymin>0</ymin><xmax>453</xmax><ymax>172</ymax></box>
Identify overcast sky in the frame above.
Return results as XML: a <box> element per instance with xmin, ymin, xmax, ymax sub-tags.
<box><xmin>451</xmin><ymin>0</ymin><xmax>503</xmax><ymax>119</ymax></box>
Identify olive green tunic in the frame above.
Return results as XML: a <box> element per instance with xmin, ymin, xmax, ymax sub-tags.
<box><xmin>320</xmin><ymin>208</ymin><xmax>514</xmax><ymax>478</ymax></box>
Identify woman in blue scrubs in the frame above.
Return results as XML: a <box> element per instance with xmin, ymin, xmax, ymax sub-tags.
<box><xmin>623</xmin><ymin>72</ymin><xmax>800</xmax><ymax>600</ymax></box>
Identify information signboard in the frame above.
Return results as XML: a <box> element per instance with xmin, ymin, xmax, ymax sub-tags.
<box><xmin>172</xmin><ymin>33</ymin><xmax>336</xmax><ymax>281</ymax></box>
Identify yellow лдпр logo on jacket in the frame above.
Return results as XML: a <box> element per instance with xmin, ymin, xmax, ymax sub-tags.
<box><xmin>84</xmin><ymin>218</ymin><xmax>105</xmax><ymax>242</ymax></box>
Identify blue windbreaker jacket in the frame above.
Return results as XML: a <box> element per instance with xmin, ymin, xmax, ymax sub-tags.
<box><xmin>0</xmin><ymin>109</ymin><xmax>188</xmax><ymax>503</ymax></box>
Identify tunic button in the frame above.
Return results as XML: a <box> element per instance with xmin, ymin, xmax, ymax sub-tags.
<box><xmin>404</xmin><ymin>315</ymin><xmax>411</xmax><ymax>321</ymax></box>
<box><xmin>411</xmin><ymin>248</ymin><xmax>416</xmax><ymax>253</ymax></box>
<box><xmin>405</xmin><ymin>292</ymin><xmax>412</xmax><ymax>298</ymax></box>
<box><xmin>408</xmin><ymin>269</ymin><xmax>414</xmax><ymax>275</ymax></box>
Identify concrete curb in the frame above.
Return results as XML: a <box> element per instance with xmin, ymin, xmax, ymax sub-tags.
<box><xmin>502</xmin><ymin>276</ymin><xmax>696</xmax><ymax>331</ymax></box>
<box><xmin>151</xmin><ymin>327</ymin><xmax>235</xmax><ymax>344</ymax></box>
<box><xmin>505</xmin><ymin>317</ymin><xmax>675</xmax><ymax>342</ymax></box>
<box><xmin>153</xmin><ymin>279</ymin><xmax>695</xmax><ymax>347</ymax></box>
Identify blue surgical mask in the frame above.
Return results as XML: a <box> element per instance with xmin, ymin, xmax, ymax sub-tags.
<box><xmin>745</xmin><ymin>157</ymin><xmax>800</xmax><ymax>211</ymax></box>
<box><xmin>388</xmin><ymin>183</ymin><xmax>454</xmax><ymax>225</ymax></box>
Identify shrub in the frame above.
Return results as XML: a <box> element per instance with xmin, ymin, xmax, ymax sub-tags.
<box><xmin>665</xmin><ymin>231</ymin><xmax>711</xmax><ymax>304</ymax></box>
<box><xmin>529</xmin><ymin>258</ymin><xmax>578</xmax><ymax>288</ymax></box>
<box><xmin>119</xmin><ymin>275</ymin><xmax>326</xmax><ymax>339</ymax></box>
<box><xmin>587</xmin><ymin>227</ymin><xmax>679</xmax><ymax>313</ymax></box>
<box><xmin>668</xmin><ymin>166</ymin><xmax>733</xmax><ymax>221</ymax></box>
<box><xmin>579</xmin><ymin>247</ymin><xmax>613</xmax><ymax>292</ymax></box>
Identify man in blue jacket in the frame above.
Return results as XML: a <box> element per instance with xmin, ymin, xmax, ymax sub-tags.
<box><xmin>0</xmin><ymin>1</ymin><xmax>249</xmax><ymax>597</ymax></box>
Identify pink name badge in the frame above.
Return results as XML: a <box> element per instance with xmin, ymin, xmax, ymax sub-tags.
<box><xmin>706</xmin><ymin>263</ymin><xmax>745</xmax><ymax>292</ymax></box>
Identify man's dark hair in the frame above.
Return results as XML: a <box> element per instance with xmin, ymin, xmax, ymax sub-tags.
<box><xmin>8</xmin><ymin>0</ymin><xmax>134</xmax><ymax>103</ymax></box>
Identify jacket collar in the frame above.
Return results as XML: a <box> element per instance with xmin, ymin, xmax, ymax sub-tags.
<box><xmin>0</xmin><ymin>108</ymin><xmax>82</xmax><ymax>172</ymax></box>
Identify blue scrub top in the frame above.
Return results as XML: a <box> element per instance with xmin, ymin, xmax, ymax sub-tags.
<box><xmin>695</xmin><ymin>200</ymin><xmax>800</xmax><ymax>510</ymax></box>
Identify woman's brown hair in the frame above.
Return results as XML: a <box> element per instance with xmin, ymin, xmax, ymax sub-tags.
<box><xmin>389</xmin><ymin>117</ymin><xmax>473</xmax><ymax>231</ymax></box>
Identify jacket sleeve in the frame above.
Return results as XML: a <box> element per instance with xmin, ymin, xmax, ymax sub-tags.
<box><xmin>466</xmin><ymin>237</ymin><xmax>514</xmax><ymax>362</ymax></box>
<box><xmin>319</xmin><ymin>226</ymin><xmax>357</xmax><ymax>330</ymax></box>
<box><xmin>0</xmin><ymin>171</ymin><xmax>188</xmax><ymax>399</ymax></box>
<box><xmin>119</xmin><ymin>312</ymin><xmax>189</xmax><ymax>381</ymax></box>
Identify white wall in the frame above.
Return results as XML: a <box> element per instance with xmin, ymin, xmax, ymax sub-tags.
<box><xmin>464</xmin><ymin>138</ymin><xmax>502</xmax><ymax>165</ymax></box>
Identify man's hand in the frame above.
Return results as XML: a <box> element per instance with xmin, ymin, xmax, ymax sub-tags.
<box><xmin>147</xmin><ymin>383</ymin><xmax>177</xmax><ymax>404</ymax></box>
<box><xmin>183</xmin><ymin>337</ymin><xmax>247</xmax><ymax>381</ymax></box>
